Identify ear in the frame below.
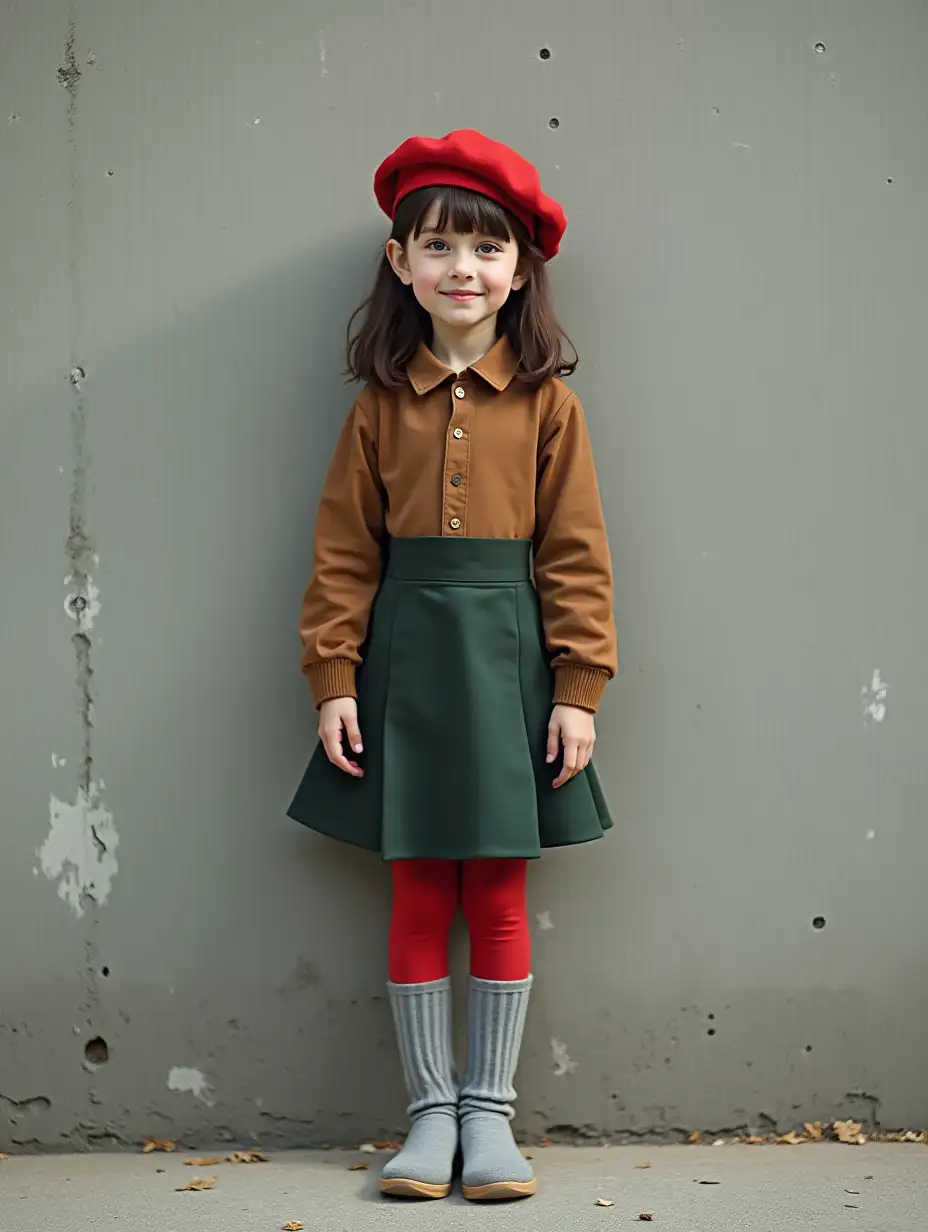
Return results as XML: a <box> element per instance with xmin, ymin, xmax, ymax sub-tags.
<box><xmin>511</xmin><ymin>258</ymin><xmax>530</xmax><ymax>293</ymax></box>
<box><xmin>385</xmin><ymin>238</ymin><xmax>414</xmax><ymax>286</ymax></box>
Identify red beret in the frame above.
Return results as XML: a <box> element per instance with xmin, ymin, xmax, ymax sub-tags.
<box><xmin>373</xmin><ymin>129</ymin><xmax>567</xmax><ymax>261</ymax></box>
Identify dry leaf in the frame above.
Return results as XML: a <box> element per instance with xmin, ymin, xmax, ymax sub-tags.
<box><xmin>834</xmin><ymin>1120</ymin><xmax>866</xmax><ymax>1146</ymax></box>
<box><xmin>185</xmin><ymin>1156</ymin><xmax>222</xmax><ymax>1167</ymax></box>
<box><xmin>226</xmin><ymin>1151</ymin><xmax>269</xmax><ymax>1164</ymax></box>
<box><xmin>635</xmin><ymin>1163</ymin><xmax>652</xmax><ymax>1169</ymax></box>
<box><xmin>372</xmin><ymin>1139</ymin><xmax>401</xmax><ymax>1151</ymax></box>
<box><xmin>0</xmin><ymin>1154</ymin><xmax>7</xmax><ymax>1160</ymax></box>
<box><xmin>804</xmin><ymin>1122</ymin><xmax>824</xmax><ymax>1141</ymax></box>
<box><xmin>687</xmin><ymin>1131</ymin><xmax>701</xmax><ymax>1144</ymax></box>
<box><xmin>743</xmin><ymin>1136</ymin><xmax>765</xmax><ymax>1145</ymax></box>
<box><xmin>348</xmin><ymin>1162</ymin><xmax>369</xmax><ymax>1171</ymax></box>
<box><xmin>282</xmin><ymin>1223</ymin><xmax>304</xmax><ymax>1230</ymax></box>
<box><xmin>523</xmin><ymin>1153</ymin><xmax>534</xmax><ymax>1160</ymax></box>
<box><xmin>596</xmin><ymin>1199</ymin><xmax>615</xmax><ymax>1207</ymax></box>
<box><xmin>142</xmin><ymin>1138</ymin><xmax>176</xmax><ymax>1154</ymax></box>
<box><xmin>359</xmin><ymin>1143</ymin><xmax>377</xmax><ymax>1154</ymax></box>
<box><xmin>176</xmin><ymin>1176</ymin><xmax>216</xmax><ymax>1192</ymax></box>
<box><xmin>539</xmin><ymin>1136</ymin><xmax>552</xmax><ymax>1147</ymax></box>
<box><xmin>639</xmin><ymin>1216</ymin><xmax>654</xmax><ymax>1222</ymax></box>
<box><xmin>777</xmin><ymin>1132</ymin><xmax>805</xmax><ymax>1146</ymax></box>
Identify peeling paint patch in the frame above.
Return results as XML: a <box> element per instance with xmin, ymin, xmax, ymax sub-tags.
<box><xmin>168</xmin><ymin>1067</ymin><xmax>215</xmax><ymax>1106</ymax></box>
<box><xmin>862</xmin><ymin>669</ymin><xmax>890</xmax><ymax>725</ymax></box>
<box><xmin>551</xmin><ymin>1037</ymin><xmax>578</xmax><ymax>1077</ymax></box>
<box><xmin>64</xmin><ymin>573</ymin><xmax>101</xmax><ymax>630</ymax></box>
<box><xmin>536</xmin><ymin>911</ymin><xmax>554</xmax><ymax>931</ymax></box>
<box><xmin>37</xmin><ymin>783</ymin><xmax>118</xmax><ymax>917</ymax></box>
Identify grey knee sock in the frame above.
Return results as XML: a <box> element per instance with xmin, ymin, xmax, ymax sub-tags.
<box><xmin>380</xmin><ymin>978</ymin><xmax>459</xmax><ymax>1190</ymax></box>
<box><xmin>459</xmin><ymin>975</ymin><xmax>535</xmax><ymax>1191</ymax></box>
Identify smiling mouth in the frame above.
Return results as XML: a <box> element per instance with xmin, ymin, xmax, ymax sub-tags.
<box><xmin>441</xmin><ymin>291</ymin><xmax>482</xmax><ymax>300</ymax></box>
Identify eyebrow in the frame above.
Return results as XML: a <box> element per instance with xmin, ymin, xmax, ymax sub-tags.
<box><xmin>419</xmin><ymin>228</ymin><xmax>507</xmax><ymax>241</ymax></box>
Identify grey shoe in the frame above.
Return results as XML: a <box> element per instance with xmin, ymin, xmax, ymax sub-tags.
<box><xmin>459</xmin><ymin>975</ymin><xmax>537</xmax><ymax>1201</ymax></box>
<box><xmin>379</xmin><ymin>978</ymin><xmax>458</xmax><ymax>1199</ymax></box>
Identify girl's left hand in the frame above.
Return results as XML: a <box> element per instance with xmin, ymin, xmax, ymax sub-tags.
<box><xmin>547</xmin><ymin>704</ymin><xmax>596</xmax><ymax>788</ymax></box>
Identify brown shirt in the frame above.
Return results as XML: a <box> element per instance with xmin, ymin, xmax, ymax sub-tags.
<box><xmin>300</xmin><ymin>335</ymin><xmax>617</xmax><ymax>712</ymax></box>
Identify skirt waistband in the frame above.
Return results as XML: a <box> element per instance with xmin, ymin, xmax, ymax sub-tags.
<box><xmin>385</xmin><ymin>537</ymin><xmax>532</xmax><ymax>583</ymax></box>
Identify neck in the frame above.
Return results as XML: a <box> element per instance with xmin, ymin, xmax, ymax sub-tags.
<box><xmin>429</xmin><ymin>315</ymin><xmax>500</xmax><ymax>375</ymax></box>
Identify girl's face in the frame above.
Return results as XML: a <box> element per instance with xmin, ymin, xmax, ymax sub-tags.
<box><xmin>386</xmin><ymin>203</ymin><xmax>527</xmax><ymax>333</ymax></box>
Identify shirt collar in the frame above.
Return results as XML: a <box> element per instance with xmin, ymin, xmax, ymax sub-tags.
<box><xmin>407</xmin><ymin>334</ymin><xmax>519</xmax><ymax>395</ymax></box>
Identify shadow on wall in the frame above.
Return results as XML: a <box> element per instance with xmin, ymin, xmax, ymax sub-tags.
<box><xmin>9</xmin><ymin>226</ymin><xmax>631</xmax><ymax>1151</ymax></box>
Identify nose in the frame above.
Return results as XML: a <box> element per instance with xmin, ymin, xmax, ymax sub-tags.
<box><xmin>448</xmin><ymin>248</ymin><xmax>476</xmax><ymax>281</ymax></box>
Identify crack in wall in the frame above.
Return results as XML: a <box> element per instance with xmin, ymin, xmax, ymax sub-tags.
<box><xmin>58</xmin><ymin>21</ymin><xmax>83</xmax><ymax>100</ymax></box>
<box><xmin>0</xmin><ymin>1094</ymin><xmax>53</xmax><ymax>1112</ymax></box>
<box><xmin>57</xmin><ymin>10</ymin><xmax>110</xmax><ymax>1148</ymax></box>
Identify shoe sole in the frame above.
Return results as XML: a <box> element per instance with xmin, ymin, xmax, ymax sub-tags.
<box><xmin>379</xmin><ymin>1177</ymin><xmax>453</xmax><ymax>1200</ymax></box>
<box><xmin>462</xmin><ymin>1178</ymin><xmax>538</xmax><ymax>1201</ymax></box>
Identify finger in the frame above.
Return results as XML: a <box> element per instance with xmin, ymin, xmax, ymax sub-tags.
<box><xmin>580</xmin><ymin>743</ymin><xmax>593</xmax><ymax>771</ymax></box>
<box><xmin>345</xmin><ymin>720</ymin><xmax>364</xmax><ymax>755</ymax></box>
<box><xmin>323</xmin><ymin>727</ymin><xmax>363</xmax><ymax>778</ymax></box>
<box><xmin>553</xmin><ymin>739</ymin><xmax>580</xmax><ymax>789</ymax></box>
<box><xmin>546</xmin><ymin>723</ymin><xmax>560</xmax><ymax>764</ymax></box>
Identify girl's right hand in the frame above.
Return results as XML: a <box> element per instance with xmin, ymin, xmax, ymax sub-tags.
<box><xmin>318</xmin><ymin>697</ymin><xmax>364</xmax><ymax>777</ymax></box>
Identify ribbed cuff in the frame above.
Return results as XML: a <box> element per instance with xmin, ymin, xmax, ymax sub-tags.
<box><xmin>553</xmin><ymin>665</ymin><xmax>609</xmax><ymax>713</ymax></box>
<box><xmin>306</xmin><ymin>658</ymin><xmax>357</xmax><ymax>709</ymax></box>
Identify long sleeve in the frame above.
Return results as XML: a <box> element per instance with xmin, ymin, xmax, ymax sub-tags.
<box><xmin>533</xmin><ymin>392</ymin><xmax>617</xmax><ymax>712</ymax></box>
<box><xmin>299</xmin><ymin>395</ymin><xmax>385</xmax><ymax>707</ymax></box>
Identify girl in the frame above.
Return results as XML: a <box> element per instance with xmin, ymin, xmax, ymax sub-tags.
<box><xmin>288</xmin><ymin>129</ymin><xmax>617</xmax><ymax>1201</ymax></box>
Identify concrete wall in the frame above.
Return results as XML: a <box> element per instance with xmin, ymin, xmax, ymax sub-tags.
<box><xmin>2</xmin><ymin>0</ymin><xmax>927</xmax><ymax>1152</ymax></box>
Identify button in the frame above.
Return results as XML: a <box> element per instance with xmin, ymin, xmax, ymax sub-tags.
<box><xmin>449</xmin><ymin>518</ymin><xmax>461</xmax><ymax>530</ymax></box>
<box><xmin>450</xmin><ymin>474</ymin><xmax>462</xmax><ymax>486</ymax></box>
<box><xmin>454</xmin><ymin>386</ymin><xmax>466</xmax><ymax>399</ymax></box>
<box><xmin>453</xmin><ymin>427</ymin><xmax>464</xmax><ymax>439</ymax></box>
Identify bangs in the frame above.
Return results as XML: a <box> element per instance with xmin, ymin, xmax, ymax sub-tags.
<box><xmin>401</xmin><ymin>185</ymin><xmax>516</xmax><ymax>242</ymax></box>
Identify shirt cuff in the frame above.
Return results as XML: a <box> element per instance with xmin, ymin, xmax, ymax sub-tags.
<box><xmin>553</xmin><ymin>665</ymin><xmax>610</xmax><ymax>713</ymax></box>
<box><xmin>307</xmin><ymin>659</ymin><xmax>357</xmax><ymax>709</ymax></box>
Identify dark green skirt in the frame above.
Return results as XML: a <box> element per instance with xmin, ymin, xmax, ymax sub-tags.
<box><xmin>287</xmin><ymin>537</ymin><xmax>612</xmax><ymax>860</ymax></box>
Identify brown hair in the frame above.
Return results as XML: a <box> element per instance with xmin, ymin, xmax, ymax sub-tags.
<box><xmin>345</xmin><ymin>185</ymin><xmax>577</xmax><ymax>390</ymax></box>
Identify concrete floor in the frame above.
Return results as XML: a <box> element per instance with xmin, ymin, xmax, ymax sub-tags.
<box><xmin>0</xmin><ymin>1145</ymin><xmax>924</xmax><ymax>1231</ymax></box>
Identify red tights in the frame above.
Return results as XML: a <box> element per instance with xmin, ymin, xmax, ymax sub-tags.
<box><xmin>389</xmin><ymin>859</ymin><xmax>530</xmax><ymax>984</ymax></box>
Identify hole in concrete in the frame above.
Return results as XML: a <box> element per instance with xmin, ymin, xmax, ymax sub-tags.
<box><xmin>548</xmin><ymin>117</ymin><xmax>560</xmax><ymax>129</ymax></box>
<box><xmin>101</xmin><ymin>966</ymin><xmax>110</xmax><ymax>978</ymax></box>
<box><xmin>539</xmin><ymin>48</ymin><xmax>551</xmax><ymax>60</ymax></box>
<box><xmin>708</xmin><ymin>1013</ymin><xmax>715</xmax><ymax>1021</ymax></box>
<box><xmin>812</xmin><ymin>916</ymin><xmax>826</xmax><ymax>930</ymax></box>
<box><xmin>84</xmin><ymin>1037</ymin><xmax>109</xmax><ymax>1065</ymax></box>
<box><xmin>707</xmin><ymin>1028</ymin><xmax>716</xmax><ymax>1037</ymax></box>
<box><xmin>805</xmin><ymin>1045</ymin><xmax>813</xmax><ymax>1053</ymax></box>
<box><xmin>814</xmin><ymin>42</ymin><xmax>826</xmax><ymax>54</ymax></box>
